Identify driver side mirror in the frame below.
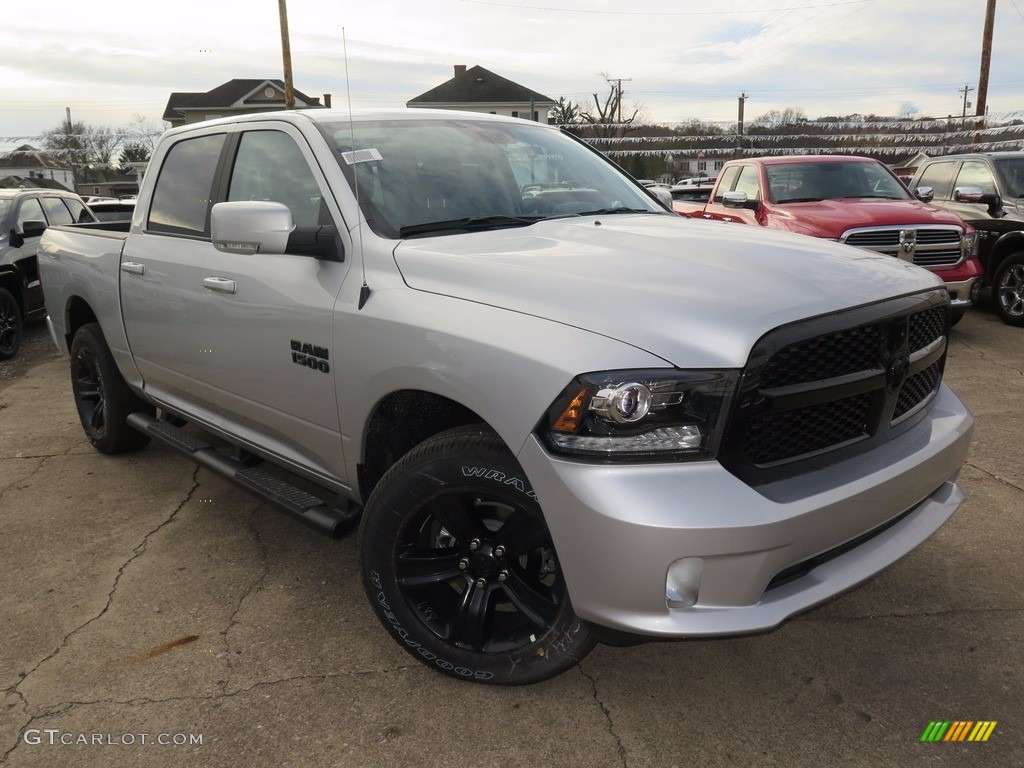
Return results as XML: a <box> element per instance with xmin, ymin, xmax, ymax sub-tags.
<box><xmin>722</xmin><ymin>190</ymin><xmax>759</xmax><ymax>211</ymax></box>
<box><xmin>954</xmin><ymin>186</ymin><xmax>1004</xmax><ymax>218</ymax></box>
<box><xmin>9</xmin><ymin>219</ymin><xmax>47</xmax><ymax>249</ymax></box>
<box><xmin>648</xmin><ymin>187</ymin><xmax>673</xmax><ymax>208</ymax></box>
<box><xmin>914</xmin><ymin>186</ymin><xmax>934</xmax><ymax>203</ymax></box>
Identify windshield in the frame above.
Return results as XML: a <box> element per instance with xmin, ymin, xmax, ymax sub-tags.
<box><xmin>766</xmin><ymin>161</ymin><xmax>911</xmax><ymax>203</ymax></box>
<box><xmin>318</xmin><ymin>118</ymin><xmax>663</xmax><ymax>238</ymax></box>
<box><xmin>995</xmin><ymin>157</ymin><xmax>1024</xmax><ymax>198</ymax></box>
<box><xmin>0</xmin><ymin>200</ymin><xmax>9</xmax><ymax>225</ymax></box>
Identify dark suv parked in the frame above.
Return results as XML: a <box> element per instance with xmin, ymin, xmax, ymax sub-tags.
<box><xmin>910</xmin><ymin>152</ymin><xmax>1024</xmax><ymax>326</ymax></box>
<box><xmin>0</xmin><ymin>189</ymin><xmax>95</xmax><ymax>358</ymax></box>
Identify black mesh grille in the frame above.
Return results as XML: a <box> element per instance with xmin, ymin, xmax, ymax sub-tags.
<box><xmin>894</xmin><ymin>362</ymin><xmax>940</xmax><ymax>420</ymax></box>
<box><xmin>908</xmin><ymin>308</ymin><xmax>945</xmax><ymax>353</ymax></box>
<box><xmin>743</xmin><ymin>393</ymin><xmax>871</xmax><ymax>465</ymax></box>
<box><xmin>723</xmin><ymin>292</ymin><xmax>951</xmax><ymax>480</ymax></box>
<box><xmin>762</xmin><ymin>324</ymin><xmax>881</xmax><ymax>388</ymax></box>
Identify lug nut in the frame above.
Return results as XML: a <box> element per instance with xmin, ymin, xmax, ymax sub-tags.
<box><xmin>494</xmin><ymin>545</ymin><xmax>506</xmax><ymax>558</ymax></box>
<box><xmin>498</xmin><ymin>570</ymin><xmax>509</xmax><ymax>583</ymax></box>
<box><xmin>475</xmin><ymin>578</ymin><xmax>487</xmax><ymax>589</ymax></box>
<box><xmin>469</xmin><ymin>539</ymin><xmax>481</xmax><ymax>551</ymax></box>
<box><xmin>458</xmin><ymin>558</ymin><xmax>469</xmax><ymax>571</ymax></box>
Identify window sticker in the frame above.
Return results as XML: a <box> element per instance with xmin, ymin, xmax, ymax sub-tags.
<box><xmin>341</xmin><ymin>148</ymin><xmax>383</xmax><ymax>165</ymax></box>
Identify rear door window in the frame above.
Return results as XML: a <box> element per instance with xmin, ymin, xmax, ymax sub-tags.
<box><xmin>148</xmin><ymin>133</ymin><xmax>227</xmax><ymax>236</ymax></box>
<box><xmin>62</xmin><ymin>197</ymin><xmax>96</xmax><ymax>223</ymax></box>
<box><xmin>40</xmin><ymin>197</ymin><xmax>74</xmax><ymax>226</ymax></box>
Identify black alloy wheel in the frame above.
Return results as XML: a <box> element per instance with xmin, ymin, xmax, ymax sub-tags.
<box><xmin>993</xmin><ymin>252</ymin><xmax>1024</xmax><ymax>326</ymax></box>
<box><xmin>359</xmin><ymin>425</ymin><xmax>594</xmax><ymax>685</ymax></box>
<box><xmin>0</xmin><ymin>287</ymin><xmax>22</xmax><ymax>361</ymax></box>
<box><xmin>70</xmin><ymin>323</ymin><xmax>152</xmax><ymax>453</ymax></box>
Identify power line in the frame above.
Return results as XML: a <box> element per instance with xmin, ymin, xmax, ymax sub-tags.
<box><xmin>452</xmin><ymin>0</ymin><xmax>872</xmax><ymax>15</ymax></box>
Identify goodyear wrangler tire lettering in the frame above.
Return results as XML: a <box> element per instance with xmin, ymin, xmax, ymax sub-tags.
<box><xmin>358</xmin><ymin>426</ymin><xmax>595</xmax><ymax>685</ymax></box>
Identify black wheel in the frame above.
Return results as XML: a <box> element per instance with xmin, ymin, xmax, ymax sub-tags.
<box><xmin>0</xmin><ymin>287</ymin><xmax>22</xmax><ymax>361</ymax></box>
<box><xmin>992</xmin><ymin>252</ymin><xmax>1024</xmax><ymax>326</ymax></box>
<box><xmin>70</xmin><ymin>323</ymin><xmax>153</xmax><ymax>454</ymax></box>
<box><xmin>359</xmin><ymin>425</ymin><xmax>594</xmax><ymax>685</ymax></box>
<box><xmin>950</xmin><ymin>307</ymin><xmax>966</xmax><ymax>327</ymax></box>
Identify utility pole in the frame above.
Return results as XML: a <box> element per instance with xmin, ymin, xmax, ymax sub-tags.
<box><xmin>976</xmin><ymin>0</ymin><xmax>996</xmax><ymax>117</ymax></box>
<box><xmin>958</xmin><ymin>84</ymin><xmax>974</xmax><ymax>118</ymax></box>
<box><xmin>737</xmin><ymin>93</ymin><xmax>747</xmax><ymax>157</ymax></box>
<box><xmin>606</xmin><ymin>77</ymin><xmax>631</xmax><ymax>122</ymax></box>
<box><xmin>278</xmin><ymin>0</ymin><xmax>296</xmax><ymax>110</ymax></box>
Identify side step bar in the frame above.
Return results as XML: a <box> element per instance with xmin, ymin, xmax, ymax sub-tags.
<box><xmin>127</xmin><ymin>412</ymin><xmax>360</xmax><ymax>538</ymax></box>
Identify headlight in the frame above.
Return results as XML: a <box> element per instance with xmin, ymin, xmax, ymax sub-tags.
<box><xmin>962</xmin><ymin>230</ymin><xmax>979</xmax><ymax>256</ymax></box>
<box><xmin>538</xmin><ymin>369</ymin><xmax>737</xmax><ymax>461</ymax></box>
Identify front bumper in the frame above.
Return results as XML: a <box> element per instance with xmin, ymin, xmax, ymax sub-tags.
<box><xmin>936</xmin><ymin>256</ymin><xmax>983</xmax><ymax>307</ymax></box>
<box><xmin>517</xmin><ymin>384</ymin><xmax>973</xmax><ymax>637</ymax></box>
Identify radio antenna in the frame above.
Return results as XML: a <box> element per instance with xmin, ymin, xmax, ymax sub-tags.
<box><xmin>342</xmin><ymin>27</ymin><xmax>371</xmax><ymax>309</ymax></box>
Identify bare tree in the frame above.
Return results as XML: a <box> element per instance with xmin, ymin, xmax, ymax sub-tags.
<box><xmin>896</xmin><ymin>101</ymin><xmax>920</xmax><ymax>120</ymax></box>
<box><xmin>87</xmin><ymin>125</ymin><xmax>120</xmax><ymax>167</ymax></box>
<box><xmin>578</xmin><ymin>75</ymin><xmax>643</xmax><ymax>138</ymax></box>
<box><xmin>752</xmin><ymin>106</ymin><xmax>806</xmax><ymax>128</ymax></box>
<box><xmin>122</xmin><ymin>114</ymin><xmax>163</xmax><ymax>151</ymax></box>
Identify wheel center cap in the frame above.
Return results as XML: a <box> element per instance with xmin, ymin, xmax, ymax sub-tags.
<box><xmin>471</xmin><ymin>548</ymin><xmax>497</xmax><ymax>576</ymax></box>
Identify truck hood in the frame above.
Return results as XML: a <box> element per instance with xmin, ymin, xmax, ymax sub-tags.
<box><xmin>767</xmin><ymin>198</ymin><xmax>965</xmax><ymax>238</ymax></box>
<box><xmin>392</xmin><ymin>214</ymin><xmax>943</xmax><ymax>368</ymax></box>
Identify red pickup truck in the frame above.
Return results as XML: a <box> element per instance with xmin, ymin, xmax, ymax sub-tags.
<box><xmin>673</xmin><ymin>155</ymin><xmax>983</xmax><ymax>322</ymax></box>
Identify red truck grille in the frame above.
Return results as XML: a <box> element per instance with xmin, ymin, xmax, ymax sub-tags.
<box><xmin>840</xmin><ymin>226</ymin><xmax>964</xmax><ymax>268</ymax></box>
<box><xmin>719</xmin><ymin>293</ymin><xmax>949</xmax><ymax>482</ymax></box>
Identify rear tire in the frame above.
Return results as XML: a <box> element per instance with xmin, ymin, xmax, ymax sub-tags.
<box><xmin>70</xmin><ymin>323</ymin><xmax>153</xmax><ymax>454</ymax></box>
<box><xmin>992</xmin><ymin>252</ymin><xmax>1024</xmax><ymax>326</ymax></box>
<box><xmin>358</xmin><ymin>425</ymin><xmax>595</xmax><ymax>685</ymax></box>
<box><xmin>0</xmin><ymin>287</ymin><xmax>22</xmax><ymax>361</ymax></box>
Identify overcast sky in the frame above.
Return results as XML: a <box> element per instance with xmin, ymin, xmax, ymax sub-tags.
<box><xmin>2</xmin><ymin>0</ymin><xmax>1022</xmax><ymax>150</ymax></box>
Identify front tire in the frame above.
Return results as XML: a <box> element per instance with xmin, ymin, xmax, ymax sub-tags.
<box><xmin>949</xmin><ymin>307</ymin><xmax>966</xmax><ymax>327</ymax></box>
<box><xmin>358</xmin><ymin>425</ymin><xmax>595</xmax><ymax>685</ymax></box>
<box><xmin>70</xmin><ymin>323</ymin><xmax>153</xmax><ymax>454</ymax></box>
<box><xmin>0</xmin><ymin>287</ymin><xmax>22</xmax><ymax>361</ymax></box>
<box><xmin>992</xmin><ymin>252</ymin><xmax>1024</xmax><ymax>326</ymax></box>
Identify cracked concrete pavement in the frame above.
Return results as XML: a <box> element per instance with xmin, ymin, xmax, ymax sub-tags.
<box><xmin>0</xmin><ymin>305</ymin><xmax>1021</xmax><ymax>768</ymax></box>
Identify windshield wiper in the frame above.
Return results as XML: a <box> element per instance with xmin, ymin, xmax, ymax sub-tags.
<box><xmin>573</xmin><ymin>207</ymin><xmax>660</xmax><ymax>216</ymax></box>
<box><xmin>776</xmin><ymin>197</ymin><xmax>823</xmax><ymax>203</ymax></box>
<box><xmin>399</xmin><ymin>215</ymin><xmax>544</xmax><ymax>238</ymax></box>
<box><xmin>839</xmin><ymin>194</ymin><xmax>904</xmax><ymax>200</ymax></box>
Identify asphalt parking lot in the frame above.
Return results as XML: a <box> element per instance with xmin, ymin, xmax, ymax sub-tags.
<box><xmin>0</xmin><ymin>306</ymin><xmax>1021</xmax><ymax>768</ymax></box>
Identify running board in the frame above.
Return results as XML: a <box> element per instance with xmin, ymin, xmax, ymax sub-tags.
<box><xmin>126</xmin><ymin>412</ymin><xmax>360</xmax><ymax>538</ymax></box>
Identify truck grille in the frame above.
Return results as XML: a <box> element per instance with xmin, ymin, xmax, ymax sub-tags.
<box><xmin>841</xmin><ymin>226</ymin><xmax>964</xmax><ymax>268</ymax></box>
<box><xmin>719</xmin><ymin>292</ymin><xmax>949</xmax><ymax>482</ymax></box>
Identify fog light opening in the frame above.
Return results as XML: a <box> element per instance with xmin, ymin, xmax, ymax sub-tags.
<box><xmin>666</xmin><ymin>557</ymin><xmax>704</xmax><ymax>609</ymax></box>
<box><xmin>970</xmin><ymin>280</ymin><xmax>982</xmax><ymax>303</ymax></box>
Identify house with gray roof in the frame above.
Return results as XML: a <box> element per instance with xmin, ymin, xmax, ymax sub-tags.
<box><xmin>0</xmin><ymin>145</ymin><xmax>75</xmax><ymax>190</ymax></box>
<box><xmin>162</xmin><ymin>79</ymin><xmax>328</xmax><ymax>128</ymax></box>
<box><xmin>407</xmin><ymin>65</ymin><xmax>555</xmax><ymax>122</ymax></box>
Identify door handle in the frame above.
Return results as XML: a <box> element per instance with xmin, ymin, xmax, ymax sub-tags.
<box><xmin>202</xmin><ymin>277</ymin><xmax>237</xmax><ymax>294</ymax></box>
<box><xmin>702</xmin><ymin>214</ymin><xmax>713</xmax><ymax>219</ymax></box>
<box><xmin>121</xmin><ymin>262</ymin><xmax>146</xmax><ymax>275</ymax></box>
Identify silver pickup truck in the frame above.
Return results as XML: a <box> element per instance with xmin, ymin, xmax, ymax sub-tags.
<box><xmin>39</xmin><ymin>109</ymin><xmax>974</xmax><ymax>685</ymax></box>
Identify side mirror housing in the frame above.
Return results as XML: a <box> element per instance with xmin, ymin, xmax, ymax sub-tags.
<box><xmin>211</xmin><ymin>201</ymin><xmax>295</xmax><ymax>255</ymax></box>
<box><xmin>23</xmin><ymin>219</ymin><xmax>47</xmax><ymax>238</ymax></box>
<box><xmin>914</xmin><ymin>186</ymin><xmax>934</xmax><ymax>203</ymax></box>
<box><xmin>722</xmin><ymin>190</ymin><xmax>758</xmax><ymax>210</ymax></box>
<box><xmin>648</xmin><ymin>187</ymin><xmax>673</xmax><ymax>209</ymax></box>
